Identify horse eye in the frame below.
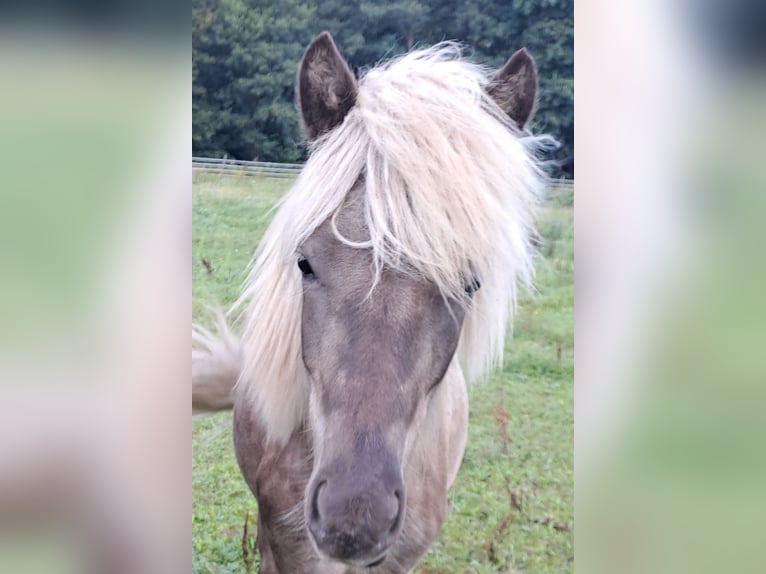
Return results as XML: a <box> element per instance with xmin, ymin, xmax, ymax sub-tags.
<box><xmin>465</xmin><ymin>277</ymin><xmax>481</xmax><ymax>296</ymax></box>
<box><xmin>297</xmin><ymin>257</ymin><xmax>314</xmax><ymax>277</ymax></box>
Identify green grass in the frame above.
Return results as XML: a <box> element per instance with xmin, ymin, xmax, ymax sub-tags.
<box><xmin>192</xmin><ymin>173</ymin><xmax>573</xmax><ymax>573</ymax></box>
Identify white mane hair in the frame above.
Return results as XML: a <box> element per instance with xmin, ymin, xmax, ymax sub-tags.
<box><xmin>235</xmin><ymin>43</ymin><xmax>548</xmax><ymax>444</ymax></box>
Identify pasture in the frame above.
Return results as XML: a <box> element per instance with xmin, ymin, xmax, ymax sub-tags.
<box><xmin>192</xmin><ymin>172</ymin><xmax>573</xmax><ymax>573</ymax></box>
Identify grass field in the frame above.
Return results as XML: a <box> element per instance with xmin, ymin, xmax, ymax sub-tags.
<box><xmin>192</xmin><ymin>172</ymin><xmax>573</xmax><ymax>573</ymax></box>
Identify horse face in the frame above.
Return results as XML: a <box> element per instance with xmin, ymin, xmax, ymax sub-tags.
<box><xmin>297</xmin><ymin>195</ymin><xmax>467</xmax><ymax>566</ymax></box>
<box><xmin>293</xmin><ymin>31</ymin><xmax>538</xmax><ymax>567</ymax></box>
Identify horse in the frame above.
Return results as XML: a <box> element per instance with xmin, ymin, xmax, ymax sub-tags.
<box><xmin>193</xmin><ymin>31</ymin><xmax>546</xmax><ymax>573</ymax></box>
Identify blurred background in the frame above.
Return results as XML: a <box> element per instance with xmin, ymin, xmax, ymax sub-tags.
<box><xmin>0</xmin><ymin>2</ymin><xmax>190</xmax><ymax>573</ymax></box>
<box><xmin>577</xmin><ymin>0</ymin><xmax>766</xmax><ymax>572</ymax></box>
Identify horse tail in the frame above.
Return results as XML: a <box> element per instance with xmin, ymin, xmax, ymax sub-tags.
<box><xmin>192</xmin><ymin>309</ymin><xmax>241</xmax><ymax>413</ymax></box>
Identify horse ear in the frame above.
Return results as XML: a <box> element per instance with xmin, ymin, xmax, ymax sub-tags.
<box><xmin>487</xmin><ymin>48</ymin><xmax>538</xmax><ymax>129</ymax></box>
<box><xmin>297</xmin><ymin>32</ymin><xmax>358</xmax><ymax>142</ymax></box>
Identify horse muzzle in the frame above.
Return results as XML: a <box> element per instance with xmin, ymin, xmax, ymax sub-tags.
<box><xmin>307</xmin><ymin>459</ymin><xmax>405</xmax><ymax>565</ymax></box>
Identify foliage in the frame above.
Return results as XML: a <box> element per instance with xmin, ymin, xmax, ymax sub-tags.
<box><xmin>192</xmin><ymin>0</ymin><xmax>574</xmax><ymax>174</ymax></box>
<box><xmin>192</xmin><ymin>174</ymin><xmax>573</xmax><ymax>572</ymax></box>
<box><xmin>193</xmin><ymin>0</ymin><xmax>315</xmax><ymax>161</ymax></box>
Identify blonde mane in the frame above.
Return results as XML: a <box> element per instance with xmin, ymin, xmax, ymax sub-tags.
<box><xmin>235</xmin><ymin>44</ymin><xmax>546</xmax><ymax>444</ymax></box>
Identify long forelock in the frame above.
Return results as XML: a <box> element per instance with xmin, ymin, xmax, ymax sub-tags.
<box><xmin>235</xmin><ymin>43</ymin><xmax>547</xmax><ymax>444</ymax></box>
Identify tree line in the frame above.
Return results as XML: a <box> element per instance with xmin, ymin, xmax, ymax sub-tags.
<box><xmin>193</xmin><ymin>0</ymin><xmax>573</xmax><ymax>177</ymax></box>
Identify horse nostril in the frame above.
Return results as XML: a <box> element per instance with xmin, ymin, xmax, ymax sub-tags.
<box><xmin>389</xmin><ymin>489</ymin><xmax>403</xmax><ymax>534</ymax></box>
<box><xmin>310</xmin><ymin>480</ymin><xmax>326</xmax><ymax>527</ymax></box>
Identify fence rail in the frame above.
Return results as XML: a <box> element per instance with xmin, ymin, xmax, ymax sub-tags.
<box><xmin>192</xmin><ymin>157</ymin><xmax>573</xmax><ymax>188</ymax></box>
<box><xmin>192</xmin><ymin>157</ymin><xmax>302</xmax><ymax>178</ymax></box>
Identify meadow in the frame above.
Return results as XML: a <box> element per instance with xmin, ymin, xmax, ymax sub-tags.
<box><xmin>192</xmin><ymin>172</ymin><xmax>573</xmax><ymax>573</ymax></box>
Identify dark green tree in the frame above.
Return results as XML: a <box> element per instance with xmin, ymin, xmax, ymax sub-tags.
<box><xmin>423</xmin><ymin>0</ymin><xmax>574</xmax><ymax>171</ymax></box>
<box><xmin>192</xmin><ymin>0</ymin><xmax>573</xmax><ymax>174</ymax></box>
<box><xmin>193</xmin><ymin>0</ymin><xmax>315</xmax><ymax>161</ymax></box>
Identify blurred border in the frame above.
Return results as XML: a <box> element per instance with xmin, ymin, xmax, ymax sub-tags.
<box><xmin>0</xmin><ymin>9</ymin><xmax>191</xmax><ymax>574</ymax></box>
<box><xmin>577</xmin><ymin>1</ymin><xmax>766</xmax><ymax>572</ymax></box>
